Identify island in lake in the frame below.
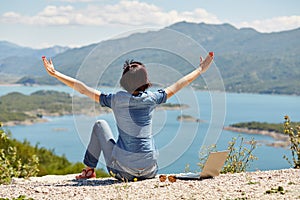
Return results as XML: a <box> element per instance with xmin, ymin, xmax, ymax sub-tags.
<box><xmin>223</xmin><ymin>121</ymin><xmax>299</xmax><ymax>148</ymax></box>
<box><xmin>0</xmin><ymin>91</ymin><xmax>190</xmax><ymax>126</ymax></box>
<box><xmin>176</xmin><ymin>114</ymin><xmax>205</xmax><ymax>123</ymax></box>
<box><xmin>0</xmin><ymin>90</ymin><xmax>110</xmax><ymax>126</ymax></box>
<box><xmin>156</xmin><ymin>103</ymin><xmax>189</xmax><ymax>110</ymax></box>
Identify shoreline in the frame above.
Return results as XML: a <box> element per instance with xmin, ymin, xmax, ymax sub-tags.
<box><xmin>0</xmin><ymin>83</ymin><xmax>23</xmax><ymax>87</ymax></box>
<box><xmin>3</xmin><ymin>118</ymin><xmax>48</xmax><ymax>127</ymax></box>
<box><xmin>2</xmin><ymin>103</ymin><xmax>185</xmax><ymax>127</ymax></box>
<box><xmin>223</xmin><ymin>126</ymin><xmax>290</xmax><ymax>148</ymax></box>
<box><xmin>1</xmin><ymin>83</ymin><xmax>300</xmax><ymax>97</ymax></box>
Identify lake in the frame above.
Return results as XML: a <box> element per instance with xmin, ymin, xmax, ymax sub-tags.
<box><xmin>1</xmin><ymin>85</ymin><xmax>300</xmax><ymax>174</ymax></box>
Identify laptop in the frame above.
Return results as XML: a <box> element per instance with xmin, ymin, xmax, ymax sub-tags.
<box><xmin>176</xmin><ymin>150</ymin><xmax>229</xmax><ymax>180</ymax></box>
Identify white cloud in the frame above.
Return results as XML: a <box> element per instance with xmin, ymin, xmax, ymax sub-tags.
<box><xmin>237</xmin><ymin>15</ymin><xmax>300</xmax><ymax>32</ymax></box>
<box><xmin>0</xmin><ymin>1</ymin><xmax>221</xmax><ymax>27</ymax></box>
<box><xmin>1</xmin><ymin>5</ymin><xmax>75</xmax><ymax>25</ymax></box>
<box><xmin>0</xmin><ymin>1</ymin><xmax>299</xmax><ymax>32</ymax></box>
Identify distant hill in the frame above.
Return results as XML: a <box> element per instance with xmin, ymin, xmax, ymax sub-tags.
<box><xmin>167</xmin><ymin>22</ymin><xmax>300</xmax><ymax>95</ymax></box>
<box><xmin>0</xmin><ymin>41</ymin><xmax>69</xmax><ymax>59</ymax></box>
<box><xmin>1</xmin><ymin>22</ymin><xmax>299</xmax><ymax>95</ymax></box>
<box><xmin>0</xmin><ymin>41</ymin><xmax>69</xmax><ymax>77</ymax></box>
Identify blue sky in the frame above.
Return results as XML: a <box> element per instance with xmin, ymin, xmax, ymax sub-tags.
<box><xmin>1</xmin><ymin>0</ymin><xmax>299</xmax><ymax>48</ymax></box>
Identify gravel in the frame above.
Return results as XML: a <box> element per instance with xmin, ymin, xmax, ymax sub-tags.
<box><xmin>0</xmin><ymin>168</ymin><xmax>299</xmax><ymax>200</ymax></box>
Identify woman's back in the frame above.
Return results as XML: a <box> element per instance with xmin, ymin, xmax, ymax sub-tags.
<box><xmin>100</xmin><ymin>90</ymin><xmax>167</xmax><ymax>169</ymax></box>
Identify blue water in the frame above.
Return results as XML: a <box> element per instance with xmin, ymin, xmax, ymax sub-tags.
<box><xmin>1</xmin><ymin>85</ymin><xmax>300</xmax><ymax>173</ymax></box>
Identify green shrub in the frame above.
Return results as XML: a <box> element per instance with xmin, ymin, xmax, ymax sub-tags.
<box><xmin>198</xmin><ymin>135</ymin><xmax>257</xmax><ymax>173</ymax></box>
<box><xmin>283</xmin><ymin>116</ymin><xmax>300</xmax><ymax>169</ymax></box>
<box><xmin>0</xmin><ymin>122</ymin><xmax>109</xmax><ymax>184</ymax></box>
<box><xmin>222</xmin><ymin>136</ymin><xmax>257</xmax><ymax>173</ymax></box>
<box><xmin>0</xmin><ymin>123</ymin><xmax>39</xmax><ymax>184</ymax></box>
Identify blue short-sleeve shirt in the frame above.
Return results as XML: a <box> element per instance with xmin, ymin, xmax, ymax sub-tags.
<box><xmin>100</xmin><ymin>89</ymin><xmax>167</xmax><ymax>169</ymax></box>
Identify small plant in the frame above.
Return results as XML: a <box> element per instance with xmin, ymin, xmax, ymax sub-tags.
<box><xmin>198</xmin><ymin>136</ymin><xmax>257</xmax><ymax>174</ymax></box>
<box><xmin>0</xmin><ymin>195</ymin><xmax>34</xmax><ymax>200</ymax></box>
<box><xmin>222</xmin><ymin>135</ymin><xmax>257</xmax><ymax>173</ymax></box>
<box><xmin>184</xmin><ymin>163</ymin><xmax>190</xmax><ymax>173</ymax></box>
<box><xmin>265</xmin><ymin>186</ymin><xmax>285</xmax><ymax>195</ymax></box>
<box><xmin>0</xmin><ymin>122</ymin><xmax>39</xmax><ymax>184</ymax></box>
<box><xmin>198</xmin><ymin>144</ymin><xmax>217</xmax><ymax>170</ymax></box>
<box><xmin>283</xmin><ymin>115</ymin><xmax>300</xmax><ymax>169</ymax></box>
<box><xmin>246</xmin><ymin>175</ymin><xmax>259</xmax><ymax>185</ymax></box>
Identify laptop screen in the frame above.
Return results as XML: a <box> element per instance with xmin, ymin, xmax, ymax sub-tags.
<box><xmin>200</xmin><ymin>151</ymin><xmax>229</xmax><ymax>178</ymax></box>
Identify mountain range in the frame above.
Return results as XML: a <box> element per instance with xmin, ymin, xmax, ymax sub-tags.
<box><xmin>0</xmin><ymin>21</ymin><xmax>299</xmax><ymax>95</ymax></box>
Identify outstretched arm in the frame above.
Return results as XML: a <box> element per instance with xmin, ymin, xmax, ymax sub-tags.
<box><xmin>42</xmin><ymin>56</ymin><xmax>101</xmax><ymax>103</ymax></box>
<box><xmin>164</xmin><ymin>52</ymin><xmax>214</xmax><ymax>99</ymax></box>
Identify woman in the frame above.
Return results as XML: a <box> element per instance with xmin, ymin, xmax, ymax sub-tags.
<box><xmin>42</xmin><ymin>52</ymin><xmax>213</xmax><ymax>181</ymax></box>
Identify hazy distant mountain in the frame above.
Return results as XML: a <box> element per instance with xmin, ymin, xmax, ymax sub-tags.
<box><xmin>1</xmin><ymin>22</ymin><xmax>299</xmax><ymax>95</ymax></box>
<box><xmin>0</xmin><ymin>41</ymin><xmax>69</xmax><ymax>76</ymax></box>
<box><xmin>0</xmin><ymin>41</ymin><xmax>69</xmax><ymax>59</ymax></box>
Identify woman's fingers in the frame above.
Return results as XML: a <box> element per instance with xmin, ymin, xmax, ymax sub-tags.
<box><xmin>42</xmin><ymin>57</ymin><xmax>52</xmax><ymax>68</ymax></box>
<box><xmin>199</xmin><ymin>52</ymin><xmax>214</xmax><ymax>73</ymax></box>
<box><xmin>199</xmin><ymin>52</ymin><xmax>213</xmax><ymax>67</ymax></box>
<box><xmin>42</xmin><ymin>56</ymin><xmax>55</xmax><ymax>75</ymax></box>
<box><xmin>42</xmin><ymin>56</ymin><xmax>49</xmax><ymax>66</ymax></box>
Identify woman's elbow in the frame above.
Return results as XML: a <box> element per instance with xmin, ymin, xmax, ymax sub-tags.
<box><xmin>75</xmin><ymin>81</ymin><xmax>87</xmax><ymax>94</ymax></box>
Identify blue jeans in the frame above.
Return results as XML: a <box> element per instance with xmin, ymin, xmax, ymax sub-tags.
<box><xmin>83</xmin><ymin>120</ymin><xmax>157</xmax><ymax>181</ymax></box>
<box><xmin>107</xmin><ymin>160</ymin><xmax>157</xmax><ymax>182</ymax></box>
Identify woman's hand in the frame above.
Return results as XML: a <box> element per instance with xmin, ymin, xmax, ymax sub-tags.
<box><xmin>198</xmin><ymin>52</ymin><xmax>214</xmax><ymax>73</ymax></box>
<box><xmin>165</xmin><ymin>52</ymin><xmax>214</xmax><ymax>99</ymax></box>
<box><xmin>41</xmin><ymin>55</ymin><xmax>101</xmax><ymax>102</ymax></box>
<box><xmin>42</xmin><ymin>56</ymin><xmax>56</xmax><ymax>77</ymax></box>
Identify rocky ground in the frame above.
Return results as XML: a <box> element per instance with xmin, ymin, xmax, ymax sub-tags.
<box><xmin>0</xmin><ymin>168</ymin><xmax>299</xmax><ymax>200</ymax></box>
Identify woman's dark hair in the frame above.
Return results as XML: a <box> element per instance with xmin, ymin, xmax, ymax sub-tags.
<box><xmin>120</xmin><ymin>60</ymin><xmax>152</xmax><ymax>94</ymax></box>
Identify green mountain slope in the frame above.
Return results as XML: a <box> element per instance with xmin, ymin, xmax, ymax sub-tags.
<box><xmin>1</xmin><ymin>22</ymin><xmax>299</xmax><ymax>95</ymax></box>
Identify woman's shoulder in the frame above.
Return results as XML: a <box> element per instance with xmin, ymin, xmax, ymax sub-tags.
<box><xmin>112</xmin><ymin>90</ymin><xmax>131</xmax><ymax>96</ymax></box>
<box><xmin>144</xmin><ymin>89</ymin><xmax>167</xmax><ymax>102</ymax></box>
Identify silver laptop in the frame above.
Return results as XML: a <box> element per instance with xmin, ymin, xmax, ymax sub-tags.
<box><xmin>176</xmin><ymin>151</ymin><xmax>229</xmax><ymax>180</ymax></box>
